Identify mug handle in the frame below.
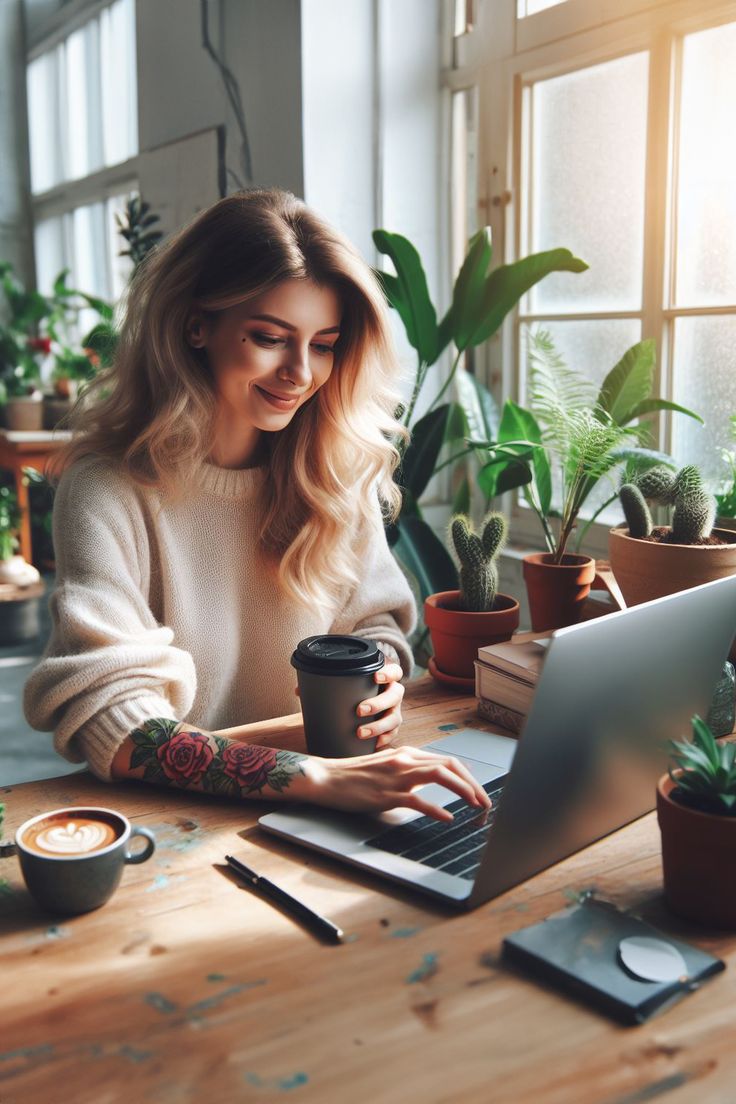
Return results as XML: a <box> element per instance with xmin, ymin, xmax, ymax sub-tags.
<box><xmin>125</xmin><ymin>827</ymin><xmax>156</xmax><ymax>864</ymax></box>
<box><xmin>0</xmin><ymin>841</ymin><xmax>17</xmax><ymax>858</ymax></box>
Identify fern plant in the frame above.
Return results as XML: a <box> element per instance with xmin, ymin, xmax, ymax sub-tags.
<box><xmin>669</xmin><ymin>715</ymin><xmax>736</xmax><ymax>816</ymax></box>
<box><xmin>474</xmin><ymin>330</ymin><xmax>703</xmax><ymax>563</ymax></box>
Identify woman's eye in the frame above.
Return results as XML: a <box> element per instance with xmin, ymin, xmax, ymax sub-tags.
<box><xmin>312</xmin><ymin>343</ymin><xmax>335</xmax><ymax>356</ymax></box>
<box><xmin>252</xmin><ymin>333</ymin><xmax>284</xmax><ymax>347</ymax></box>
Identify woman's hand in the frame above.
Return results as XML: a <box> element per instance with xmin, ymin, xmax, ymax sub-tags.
<box><xmin>356</xmin><ymin>660</ymin><xmax>404</xmax><ymax>749</ymax></box>
<box><xmin>302</xmin><ymin>745</ymin><xmax>492</xmax><ymax>822</ymax></box>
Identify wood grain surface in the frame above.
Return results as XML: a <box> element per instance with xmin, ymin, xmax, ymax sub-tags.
<box><xmin>1</xmin><ymin>678</ymin><xmax>735</xmax><ymax>1104</ymax></box>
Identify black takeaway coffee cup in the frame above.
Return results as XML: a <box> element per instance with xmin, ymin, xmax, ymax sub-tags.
<box><xmin>291</xmin><ymin>635</ymin><xmax>387</xmax><ymax>757</ymax></box>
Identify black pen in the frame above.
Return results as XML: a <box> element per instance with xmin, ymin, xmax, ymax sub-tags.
<box><xmin>225</xmin><ymin>854</ymin><xmax>345</xmax><ymax>944</ymax></box>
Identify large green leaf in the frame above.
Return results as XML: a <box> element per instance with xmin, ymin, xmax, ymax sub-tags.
<box><xmin>499</xmin><ymin>400</ymin><xmax>552</xmax><ymax>515</ymax></box>
<box><xmin>452</xmin><ymin>476</ymin><xmax>471</xmax><ymax>515</ymax></box>
<box><xmin>462</xmin><ymin>249</ymin><xmax>588</xmax><ymax>350</ymax></box>
<box><xmin>478</xmin><ymin>459</ymin><xmax>532</xmax><ymax>499</ymax></box>
<box><xmin>444</xmin><ymin>401</ymin><xmax>469</xmax><ymax>443</ymax></box>
<box><xmin>399</xmin><ymin>404</ymin><xmax>450</xmax><ymax>501</ymax></box>
<box><xmin>391</xmin><ymin>516</ymin><xmax>458</xmax><ymax>602</ymax></box>
<box><xmin>455</xmin><ymin>366</ymin><xmax>500</xmax><ymax>442</ymax></box>
<box><xmin>436</xmin><ymin>306</ymin><xmax>455</xmax><ymax>360</ymax></box>
<box><xmin>451</xmin><ymin>227</ymin><xmax>493</xmax><ymax>351</ymax></box>
<box><xmin>625</xmin><ymin>397</ymin><xmax>704</xmax><ymax>425</ymax></box>
<box><xmin>596</xmin><ymin>339</ymin><xmax>656</xmax><ymax>425</ymax></box>
<box><xmin>373</xmin><ymin>230</ymin><xmax>438</xmax><ymax>364</ymax></box>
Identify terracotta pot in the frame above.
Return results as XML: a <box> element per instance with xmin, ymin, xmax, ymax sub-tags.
<box><xmin>522</xmin><ymin>552</ymin><xmax>597</xmax><ymax>632</ymax></box>
<box><xmin>424</xmin><ymin>590</ymin><xmax>520</xmax><ymax>680</ymax></box>
<box><xmin>5</xmin><ymin>395</ymin><xmax>44</xmax><ymax>432</ymax></box>
<box><xmin>657</xmin><ymin>772</ymin><xmax>736</xmax><ymax>928</ymax></box>
<box><xmin>609</xmin><ymin>526</ymin><xmax>736</xmax><ymax>663</ymax></box>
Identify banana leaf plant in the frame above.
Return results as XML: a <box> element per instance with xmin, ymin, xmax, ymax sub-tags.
<box><xmin>374</xmin><ymin>227</ymin><xmax>588</xmax><ymax>599</ymax></box>
<box><xmin>474</xmin><ymin>331</ymin><xmax>704</xmax><ymax>563</ymax></box>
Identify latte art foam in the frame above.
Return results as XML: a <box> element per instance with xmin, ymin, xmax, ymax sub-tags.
<box><xmin>22</xmin><ymin>813</ymin><xmax>120</xmax><ymax>857</ymax></box>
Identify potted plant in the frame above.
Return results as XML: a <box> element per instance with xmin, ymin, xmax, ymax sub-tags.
<box><xmin>610</xmin><ymin>464</ymin><xmax>736</xmax><ymax>607</ymax></box>
<box><xmin>374</xmin><ymin>229</ymin><xmax>588</xmax><ymax>609</ymax></box>
<box><xmin>657</xmin><ymin>715</ymin><xmax>736</xmax><ymax>928</ymax></box>
<box><xmin>476</xmin><ymin>332</ymin><xmax>702</xmax><ymax>630</ymax></box>
<box><xmin>0</xmin><ymin>484</ymin><xmax>42</xmax><ymax>645</ymax></box>
<box><xmin>424</xmin><ymin>511</ymin><xmax>519</xmax><ymax>685</ymax></box>
<box><xmin>0</xmin><ymin>485</ymin><xmax>40</xmax><ymax>587</ymax></box>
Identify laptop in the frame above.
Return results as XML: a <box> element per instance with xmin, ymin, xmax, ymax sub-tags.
<box><xmin>259</xmin><ymin>576</ymin><xmax>736</xmax><ymax>909</ymax></box>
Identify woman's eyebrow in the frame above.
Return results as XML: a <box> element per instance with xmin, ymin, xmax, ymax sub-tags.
<box><xmin>249</xmin><ymin>313</ymin><xmax>340</xmax><ymax>335</ymax></box>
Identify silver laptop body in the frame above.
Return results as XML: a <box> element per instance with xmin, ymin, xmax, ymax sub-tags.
<box><xmin>259</xmin><ymin>576</ymin><xmax>736</xmax><ymax>909</ymax></box>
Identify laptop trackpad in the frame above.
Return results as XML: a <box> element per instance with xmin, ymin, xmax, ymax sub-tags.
<box><xmin>423</xmin><ymin>727</ymin><xmax>517</xmax><ymax>771</ymax></box>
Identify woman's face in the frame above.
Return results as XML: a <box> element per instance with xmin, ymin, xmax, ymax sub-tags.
<box><xmin>190</xmin><ymin>278</ymin><xmax>341</xmax><ymax>462</ymax></box>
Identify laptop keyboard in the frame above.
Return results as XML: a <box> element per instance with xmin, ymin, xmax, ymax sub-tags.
<box><xmin>366</xmin><ymin>778</ymin><xmax>506</xmax><ymax>881</ymax></box>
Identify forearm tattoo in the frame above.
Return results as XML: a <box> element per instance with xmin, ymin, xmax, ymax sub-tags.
<box><xmin>128</xmin><ymin>718</ymin><xmax>306</xmax><ymax>797</ymax></box>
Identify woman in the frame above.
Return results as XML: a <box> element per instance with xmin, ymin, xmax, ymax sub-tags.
<box><xmin>25</xmin><ymin>188</ymin><xmax>489</xmax><ymax>822</ymax></box>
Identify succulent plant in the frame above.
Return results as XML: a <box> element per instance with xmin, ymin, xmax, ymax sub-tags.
<box><xmin>449</xmin><ymin>511</ymin><xmax>507</xmax><ymax>613</ymax></box>
<box><xmin>669</xmin><ymin>715</ymin><xmax>736</xmax><ymax>816</ymax></box>
<box><xmin>621</xmin><ymin>463</ymin><xmax>717</xmax><ymax>544</ymax></box>
<box><xmin>619</xmin><ymin>483</ymin><xmax>652</xmax><ymax>539</ymax></box>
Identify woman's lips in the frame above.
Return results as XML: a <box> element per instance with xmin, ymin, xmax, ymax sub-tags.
<box><xmin>255</xmin><ymin>385</ymin><xmax>301</xmax><ymax>410</ymax></box>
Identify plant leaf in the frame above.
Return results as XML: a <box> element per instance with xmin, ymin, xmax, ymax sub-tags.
<box><xmin>596</xmin><ymin>339</ymin><xmax>655</xmax><ymax>425</ymax></box>
<box><xmin>464</xmin><ymin>250</ymin><xmax>588</xmax><ymax>349</ymax></box>
<box><xmin>391</xmin><ymin>516</ymin><xmax>458</xmax><ymax>602</ymax></box>
<box><xmin>452</xmin><ymin>476</ymin><xmax>471</xmax><ymax>515</ymax></box>
<box><xmin>455</xmin><ymin>365</ymin><xmax>500</xmax><ymax>443</ymax></box>
<box><xmin>451</xmin><ymin>227</ymin><xmax>493</xmax><ymax>351</ymax></box>
<box><xmin>373</xmin><ymin>230</ymin><xmax>438</xmax><ymax>364</ymax></box>
<box><xmin>625</xmin><ymin>398</ymin><xmax>704</xmax><ymax>425</ymax></box>
<box><xmin>499</xmin><ymin>400</ymin><xmax>551</xmax><ymax>515</ymax></box>
<box><xmin>399</xmin><ymin>405</ymin><xmax>450</xmax><ymax>501</ymax></box>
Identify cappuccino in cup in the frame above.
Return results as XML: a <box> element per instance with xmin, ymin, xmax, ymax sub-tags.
<box><xmin>3</xmin><ymin>806</ymin><xmax>155</xmax><ymax>915</ymax></box>
<box><xmin>21</xmin><ymin>811</ymin><xmax>121</xmax><ymax>857</ymax></box>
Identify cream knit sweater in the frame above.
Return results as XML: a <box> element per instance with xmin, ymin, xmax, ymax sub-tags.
<box><xmin>24</xmin><ymin>456</ymin><xmax>416</xmax><ymax>780</ymax></box>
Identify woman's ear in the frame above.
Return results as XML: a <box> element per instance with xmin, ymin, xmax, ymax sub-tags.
<box><xmin>186</xmin><ymin>313</ymin><xmax>207</xmax><ymax>348</ymax></box>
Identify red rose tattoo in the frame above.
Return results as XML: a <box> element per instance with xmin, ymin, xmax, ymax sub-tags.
<box><xmin>157</xmin><ymin>730</ymin><xmax>214</xmax><ymax>786</ymax></box>
<box><xmin>221</xmin><ymin>744</ymin><xmax>278</xmax><ymax>791</ymax></box>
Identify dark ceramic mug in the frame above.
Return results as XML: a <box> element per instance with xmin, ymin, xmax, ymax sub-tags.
<box><xmin>0</xmin><ymin>806</ymin><xmax>155</xmax><ymax>915</ymax></box>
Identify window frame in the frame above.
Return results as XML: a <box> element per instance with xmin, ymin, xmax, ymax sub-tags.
<box><xmin>443</xmin><ymin>0</ymin><xmax>736</xmax><ymax>556</ymax></box>
<box><xmin>27</xmin><ymin>0</ymin><xmax>139</xmax><ymax>303</ymax></box>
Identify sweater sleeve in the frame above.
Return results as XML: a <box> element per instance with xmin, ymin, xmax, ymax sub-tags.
<box><xmin>330</xmin><ymin>498</ymin><xmax>417</xmax><ymax>676</ymax></box>
<box><xmin>23</xmin><ymin>460</ymin><xmax>196</xmax><ymax>781</ymax></box>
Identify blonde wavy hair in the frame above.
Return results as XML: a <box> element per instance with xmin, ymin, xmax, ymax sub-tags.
<box><xmin>59</xmin><ymin>188</ymin><xmax>408</xmax><ymax>610</ymax></box>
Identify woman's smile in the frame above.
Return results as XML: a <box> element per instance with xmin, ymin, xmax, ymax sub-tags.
<box><xmin>254</xmin><ymin>384</ymin><xmax>302</xmax><ymax>410</ymax></box>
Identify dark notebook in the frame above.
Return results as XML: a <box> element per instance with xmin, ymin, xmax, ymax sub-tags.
<box><xmin>502</xmin><ymin>896</ymin><xmax>725</xmax><ymax>1025</ymax></box>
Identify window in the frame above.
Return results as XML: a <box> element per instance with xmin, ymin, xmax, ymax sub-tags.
<box><xmin>445</xmin><ymin>0</ymin><xmax>736</xmax><ymax>549</ymax></box>
<box><xmin>27</xmin><ymin>0</ymin><xmax>138</xmax><ymax>304</ymax></box>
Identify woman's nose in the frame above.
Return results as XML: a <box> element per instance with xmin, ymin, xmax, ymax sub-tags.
<box><xmin>280</xmin><ymin>343</ymin><xmax>312</xmax><ymax>387</ymax></box>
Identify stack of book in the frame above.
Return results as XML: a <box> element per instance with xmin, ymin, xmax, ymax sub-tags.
<box><xmin>474</xmin><ymin>639</ymin><xmax>548</xmax><ymax>734</ymax></box>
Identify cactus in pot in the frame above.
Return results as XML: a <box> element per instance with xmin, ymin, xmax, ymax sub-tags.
<box><xmin>424</xmin><ymin>510</ymin><xmax>519</xmax><ymax>682</ymax></box>
<box><xmin>449</xmin><ymin>512</ymin><xmax>507</xmax><ymax>612</ymax></box>
<box><xmin>619</xmin><ymin>464</ymin><xmax>717</xmax><ymax>545</ymax></box>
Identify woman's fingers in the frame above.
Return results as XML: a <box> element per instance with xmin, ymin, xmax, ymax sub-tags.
<box><xmin>387</xmin><ymin>790</ymin><xmax>454</xmax><ymax>822</ymax></box>
<box><xmin>374</xmin><ymin>661</ymin><xmax>403</xmax><ymax>685</ymax></box>
<box><xmin>407</xmin><ymin>763</ymin><xmax>484</xmax><ymax>809</ymax></box>
<box><xmin>358</xmin><ymin>679</ymin><xmax>403</xmax><ymax>718</ymax></box>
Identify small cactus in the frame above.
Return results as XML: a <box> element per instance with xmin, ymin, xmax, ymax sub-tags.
<box><xmin>635</xmin><ymin>466</ymin><xmax>676</xmax><ymax>503</ymax></box>
<box><xmin>622</xmin><ymin>463</ymin><xmax>716</xmax><ymax>544</ymax></box>
<box><xmin>619</xmin><ymin>483</ymin><xmax>652</xmax><ymax>539</ymax></box>
<box><xmin>449</xmin><ymin>511</ymin><xmax>507</xmax><ymax>612</ymax></box>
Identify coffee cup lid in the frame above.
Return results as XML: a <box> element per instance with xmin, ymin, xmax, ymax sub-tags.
<box><xmin>291</xmin><ymin>635</ymin><xmax>384</xmax><ymax>675</ymax></box>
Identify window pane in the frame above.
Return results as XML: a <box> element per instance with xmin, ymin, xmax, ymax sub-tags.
<box><xmin>525</xmin><ymin>52</ymin><xmax>649</xmax><ymax>312</ymax></box>
<box><xmin>100</xmin><ymin>0</ymin><xmax>138</xmax><ymax>166</ymax></box>
<box><xmin>72</xmin><ymin>201</ymin><xmax>110</xmax><ymax>308</ymax></box>
<box><xmin>675</xmin><ymin>21</ymin><xmax>736</xmax><ymax>307</ymax></box>
<box><xmin>34</xmin><ymin>217</ymin><xmax>68</xmax><ymax>296</ymax></box>
<box><xmin>518</xmin><ymin>0</ymin><xmax>567</xmax><ymax>16</ymax></box>
<box><xmin>671</xmin><ymin>316</ymin><xmax>736</xmax><ymax>485</ymax></box>
<box><xmin>27</xmin><ymin>49</ymin><xmax>63</xmax><ymax>193</ymax></box>
<box><xmin>451</xmin><ymin>87</ymin><xmax>478</xmax><ymax>281</ymax></box>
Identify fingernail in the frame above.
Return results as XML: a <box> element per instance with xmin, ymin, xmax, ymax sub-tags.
<box><xmin>358</xmin><ymin>704</ymin><xmax>371</xmax><ymax>716</ymax></box>
<box><xmin>375</xmin><ymin>672</ymin><xmax>387</xmax><ymax>682</ymax></box>
<box><xmin>358</xmin><ymin>727</ymin><xmax>372</xmax><ymax>739</ymax></box>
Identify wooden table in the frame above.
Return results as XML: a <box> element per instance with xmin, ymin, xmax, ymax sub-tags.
<box><xmin>2</xmin><ymin>679</ymin><xmax>735</xmax><ymax>1104</ymax></box>
<box><xmin>0</xmin><ymin>429</ymin><xmax>71</xmax><ymax>564</ymax></box>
